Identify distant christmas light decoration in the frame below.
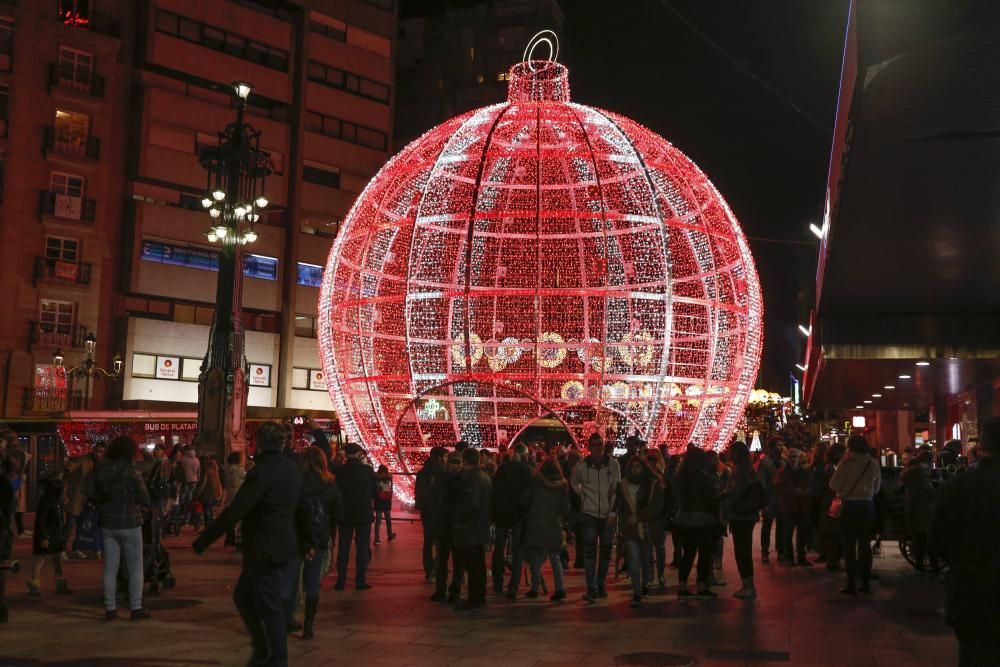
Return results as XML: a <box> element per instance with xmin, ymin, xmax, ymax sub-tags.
<box><xmin>319</xmin><ymin>34</ymin><xmax>763</xmax><ymax>502</ymax></box>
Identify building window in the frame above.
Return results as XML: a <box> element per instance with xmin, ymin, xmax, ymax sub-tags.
<box><xmin>360</xmin><ymin>0</ymin><xmax>394</xmax><ymax>10</ymax></box>
<box><xmin>297</xmin><ymin>262</ymin><xmax>323</xmax><ymax>287</ymax></box>
<box><xmin>140</xmin><ymin>239</ymin><xmax>279</xmax><ymax>280</ymax></box>
<box><xmin>45</xmin><ymin>236</ymin><xmax>79</xmax><ymax>263</ymax></box>
<box><xmin>58</xmin><ymin>47</ymin><xmax>94</xmax><ymax>91</ymax></box>
<box><xmin>53</xmin><ymin>109</ymin><xmax>89</xmax><ymax>152</ymax></box>
<box><xmin>50</xmin><ymin>171</ymin><xmax>85</xmax><ymax>198</ymax></box>
<box><xmin>156</xmin><ymin>9</ymin><xmax>289</xmax><ymax>72</ymax></box>
<box><xmin>295</xmin><ymin>315</ymin><xmax>316</xmax><ymax>338</ymax></box>
<box><xmin>307</xmin><ymin>60</ymin><xmax>390</xmax><ymax>104</ymax></box>
<box><xmin>39</xmin><ymin>299</ymin><xmax>74</xmax><ymax>335</ymax></box>
<box><xmin>309</xmin><ymin>20</ymin><xmax>346</xmax><ymax>43</ymax></box>
<box><xmin>302</xmin><ymin>165</ymin><xmax>341</xmax><ymax>190</ymax></box>
<box><xmin>131</xmin><ymin>353</ymin><xmax>156</xmax><ymax>378</ymax></box>
<box><xmin>244</xmin><ymin>253</ymin><xmax>279</xmax><ymax>281</ymax></box>
<box><xmin>303</xmin><ymin>110</ymin><xmax>387</xmax><ymax>152</ymax></box>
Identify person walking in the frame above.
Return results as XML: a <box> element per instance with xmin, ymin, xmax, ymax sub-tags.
<box><xmin>28</xmin><ymin>479</ymin><xmax>72</xmax><ymax>597</ymax></box>
<box><xmin>333</xmin><ymin>443</ymin><xmax>377</xmax><ymax>591</ymax></box>
<box><xmin>2</xmin><ymin>432</ymin><xmax>29</xmax><ymax>537</ymax></box>
<box><xmin>64</xmin><ymin>442</ymin><xmax>105</xmax><ymax>556</ymax></box>
<box><xmin>451</xmin><ymin>448</ymin><xmax>492</xmax><ymax>611</ymax></box>
<box><xmin>929</xmin><ymin>416</ymin><xmax>1000</xmax><ymax>667</ymax></box>
<box><xmin>614</xmin><ymin>456</ymin><xmax>665</xmax><ymax>607</ymax></box>
<box><xmin>723</xmin><ymin>442</ymin><xmax>764</xmax><ymax>599</ymax></box>
<box><xmin>297</xmin><ymin>447</ymin><xmax>343</xmax><ymax>640</ymax></box>
<box><xmin>95</xmin><ymin>436</ymin><xmax>152</xmax><ymax>621</ymax></box>
<box><xmin>197</xmin><ymin>456</ymin><xmax>224</xmax><ymax>529</ymax></box>
<box><xmin>774</xmin><ymin>449</ymin><xmax>814</xmax><ymax>566</ymax></box>
<box><xmin>180</xmin><ymin>447</ymin><xmax>201</xmax><ymax>528</ymax></box>
<box><xmin>430</xmin><ymin>452</ymin><xmax>463</xmax><ymax>602</ymax></box>
<box><xmin>491</xmin><ymin>442</ymin><xmax>532</xmax><ymax>597</ymax></box>
<box><xmin>522</xmin><ymin>458</ymin><xmax>570</xmax><ymax>602</ymax></box>
<box><xmin>757</xmin><ymin>439</ymin><xmax>784</xmax><ymax>563</ymax></box>
<box><xmin>673</xmin><ymin>446</ymin><xmax>720</xmax><ymax>598</ymax></box>
<box><xmin>570</xmin><ymin>433</ymin><xmax>621</xmax><ymax>602</ymax></box>
<box><xmin>146</xmin><ymin>445</ymin><xmax>176</xmax><ymax>521</ymax></box>
<box><xmin>815</xmin><ymin>443</ymin><xmax>846</xmax><ymax>570</ymax></box>
<box><xmin>373</xmin><ymin>465</ymin><xmax>395</xmax><ymax>544</ymax></box>
<box><xmin>415</xmin><ymin>446</ymin><xmax>446</xmax><ymax>581</ymax></box>
<box><xmin>829</xmin><ymin>435</ymin><xmax>881</xmax><ymax>595</ymax></box>
<box><xmin>193</xmin><ymin>422</ymin><xmax>303</xmax><ymax>667</ymax></box>
<box><xmin>643</xmin><ymin>448</ymin><xmax>671</xmax><ymax>588</ymax></box>
<box><xmin>901</xmin><ymin>446</ymin><xmax>939</xmax><ymax>574</ymax></box>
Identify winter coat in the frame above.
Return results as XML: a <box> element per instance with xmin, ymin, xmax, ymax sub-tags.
<box><xmin>929</xmin><ymin>456</ymin><xmax>1000</xmax><ymax>637</ymax></box>
<box><xmin>673</xmin><ymin>469</ymin><xmax>719</xmax><ymax>528</ymax></box>
<box><xmin>901</xmin><ymin>463</ymin><xmax>936</xmax><ymax>535</ymax></box>
<box><xmin>298</xmin><ymin>470</ymin><xmax>344</xmax><ymax>552</ymax></box>
<box><xmin>94</xmin><ymin>460</ymin><xmax>151</xmax><ymax>531</ymax></box>
<box><xmin>375</xmin><ymin>473</ymin><xmax>393</xmax><ymax>511</ymax></box>
<box><xmin>430</xmin><ymin>470</ymin><xmax>460</xmax><ymax>540</ymax></box>
<box><xmin>65</xmin><ymin>454</ymin><xmax>98</xmax><ymax>516</ymax></box>
<box><xmin>334</xmin><ymin>458</ymin><xmax>377</xmax><ymax>526</ymax></box>
<box><xmin>197</xmin><ymin>459</ymin><xmax>224</xmax><ymax>504</ymax></box>
<box><xmin>522</xmin><ymin>475</ymin><xmax>570</xmax><ymax>551</ymax></box>
<box><xmin>491</xmin><ymin>459</ymin><xmax>532</xmax><ymax>526</ymax></box>
<box><xmin>193</xmin><ymin>450</ymin><xmax>303</xmax><ymax>566</ymax></box>
<box><xmin>723</xmin><ymin>461</ymin><xmax>762</xmax><ymax>522</ymax></box>
<box><xmin>614</xmin><ymin>477</ymin><xmax>665</xmax><ymax>543</ymax></box>
<box><xmin>757</xmin><ymin>454</ymin><xmax>782</xmax><ymax>517</ymax></box>
<box><xmin>829</xmin><ymin>452</ymin><xmax>880</xmax><ymax>500</ymax></box>
<box><xmin>414</xmin><ymin>457</ymin><xmax>443</xmax><ymax>516</ymax></box>
<box><xmin>774</xmin><ymin>465</ymin><xmax>812</xmax><ymax>516</ymax></box>
<box><xmin>570</xmin><ymin>455</ymin><xmax>621</xmax><ymax>519</ymax></box>
<box><xmin>452</xmin><ymin>467</ymin><xmax>492</xmax><ymax>548</ymax></box>
<box><xmin>32</xmin><ymin>494</ymin><xmax>66</xmax><ymax>556</ymax></box>
<box><xmin>224</xmin><ymin>463</ymin><xmax>246</xmax><ymax>502</ymax></box>
<box><xmin>181</xmin><ymin>451</ymin><xmax>201</xmax><ymax>484</ymax></box>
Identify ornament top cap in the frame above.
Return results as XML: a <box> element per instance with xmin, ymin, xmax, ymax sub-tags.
<box><xmin>508</xmin><ymin>30</ymin><xmax>569</xmax><ymax>104</ymax></box>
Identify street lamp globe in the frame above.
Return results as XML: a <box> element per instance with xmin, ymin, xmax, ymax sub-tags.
<box><xmin>53</xmin><ymin>349</ymin><xmax>64</xmax><ymax>367</ymax></box>
<box><xmin>232</xmin><ymin>81</ymin><xmax>253</xmax><ymax>100</ymax></box>
<box><xmin>84</xmin><ymin>332</ymin><xmax>96</xmax><ymax>355</ymax></box>
<box><xmin>113</xmin><ymin>354</ymin><xmax>123</xmax><ymax>376</ymax></box>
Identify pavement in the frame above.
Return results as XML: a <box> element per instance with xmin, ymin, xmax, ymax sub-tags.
<box><xmin>1</xmin><ymin>516</ymin><xmax>958</xmax><ymax>667</ymax></box>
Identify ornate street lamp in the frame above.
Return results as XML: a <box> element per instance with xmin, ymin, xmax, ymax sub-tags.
<box><xmin>195</xmin><ymin>81</ymin><xmax>272</xmax><ymax>461</ymax></box>
<box><xmin>53</xmin><ymin>332</ymin><xmax>123</xmax><ymax>410</ymax></box>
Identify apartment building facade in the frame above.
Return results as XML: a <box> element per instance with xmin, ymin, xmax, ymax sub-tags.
<box><xmin>0</xmin><ymin>0</ymin><xmax>396</xmax><ymax>420</ymax></box>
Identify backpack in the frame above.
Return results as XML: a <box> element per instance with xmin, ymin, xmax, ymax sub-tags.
<box><xmin>731</xmin><ymin>479</ymin><xmax>767</xmax><ymax>515</ymax></box>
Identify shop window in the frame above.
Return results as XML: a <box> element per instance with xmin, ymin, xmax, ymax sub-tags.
<box><xmin>297</xmin><ymin>262</ymin><xmax>323</xmax><ymax>287</ymax></box>
<box><xmin>244</xmin><ymin>254</ymin><xmax>278</xmax><ymax>281</ymax></box>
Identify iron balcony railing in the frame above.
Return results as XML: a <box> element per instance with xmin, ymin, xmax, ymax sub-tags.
<box><xmin>43</xmin><ymin>126</ymin><xmax>101</xmax><ymax>160</ymax></box>
<box><xmin>30</xmin><ymin>321</ymin><xmax>87</xmax><ymax>348</ymax></box>
<box><xmin>34</xmin><ymin>256</ymin><xmax>92</xmax><ymax>285</ymax></box>
<box><xmin>48</xmin><ymin>63</ymin><xmax>105</xmax><ymax>98</ymax></box>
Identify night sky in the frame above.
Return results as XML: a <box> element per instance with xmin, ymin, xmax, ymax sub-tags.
<box><xmin>559</xmin><ymin>0</ymin><xmax>849</xmax><ymax>392</ymax></box>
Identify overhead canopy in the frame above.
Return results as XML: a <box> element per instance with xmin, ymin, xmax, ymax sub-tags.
<box><xmin>805</xmin><ymin>0</ymin><xmax>1000</xmax><ymax>409</ymax></box>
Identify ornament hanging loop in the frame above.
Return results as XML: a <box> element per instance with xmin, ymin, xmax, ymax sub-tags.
<box><xmin>524</xmin><ymin>30</ymin><xmax>559</xmax><ymax>70</ymax></box>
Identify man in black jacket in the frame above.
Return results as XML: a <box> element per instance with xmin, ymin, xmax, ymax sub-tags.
<box><xmin>193</xmin><ymin>422</ymin><xmax>303</xmax><ymax>667</ymax></box>
<box><xmin>490</xmin><ymin>443</ymin><xmax>532</xmax><ymax>597</ymax></box>
<box><xmin>415</xmin><ymin>446</ymin><xmax>446</xmax><ymax>581</ymax></box>
<box><xmin>333</xmin><ymin>443</ymin><xmax>377</xmax><ymax>591</ymax></box>
<box><xmin>452</xmin><ymin>448</ymin><xmax>492</xmax><ymax>610</ymax></box>
<box><xmin>930</xmin><ymin>417</ymin><xmax>1000</xmax><ymax>667</ymax></box>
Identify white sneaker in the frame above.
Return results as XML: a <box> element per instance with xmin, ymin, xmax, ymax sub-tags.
<box><xmin>71</xmin><ymin>550</ymin><xmax>88</xmax><ymax>559</ymax></box>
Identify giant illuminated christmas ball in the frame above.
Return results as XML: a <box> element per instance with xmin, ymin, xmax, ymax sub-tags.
<box><xmin>319</xmin><ymin>54</ymin><xmax>762</xmax><ymax>501</ymax></box>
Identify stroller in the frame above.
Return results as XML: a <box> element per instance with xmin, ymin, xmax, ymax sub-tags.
<box><xmin>117</xmin><ymin>508</ymin><xmax>176</xmax><ymax>596</ymax></box>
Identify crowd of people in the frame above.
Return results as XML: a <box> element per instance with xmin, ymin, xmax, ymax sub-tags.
<box><xmin>0</xmin><ymin>416</ymin><xmax>997</xmax><ymax>667</ymax></box>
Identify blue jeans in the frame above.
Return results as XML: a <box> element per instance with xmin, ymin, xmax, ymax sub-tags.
<box><xmin>579</xmin><ymin>515</ymin><xmax>613</xmax><ymax>594</ymax></box>
<box><xmin>302</xmin><ymin>550</ymin><xmax>327</xmax><ymax>599</ymax></box>
<box><xmin>278</xmin><ymin>557</ymin><xmax>301</xmax><ymax>603</ymax></box>
<box><xmin>336</xmin><ymin>524</ymin><xmax>371</xmax><ymax>586</ymax></box>
<box><xmin>624</xmin><ymin>539</ymin><xmax>650</xmax><ymax>599</ymax></box>
<box><xmin>524</xmin><ymin>547</ymin><xmax>564</xmax><ymax>593</ymax></box>
<box><xmin>103</xmin><ymin>527</ymin><xmax>143</xmax><ymax>611</ymax></box>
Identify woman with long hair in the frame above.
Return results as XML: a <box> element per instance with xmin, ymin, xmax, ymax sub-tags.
<box><xmin>643</xmin><ymin>448</ymin><xmax>670</xmax><ymax>588</ymax></box>
<box><xmin>522</xmin><ymin>458</ymin><xmax>570</xmax><ymax>601</ymax></box>
<box><xmin>297</xmin><ymin>446</ymin><xmax>343</xmax><ymax>639</ymax></box>
<box><xmin>672</xmin><ymin>446</ymin><xmax>720</xmax><ymax>597</ymax></box>
<box><xmin>723</xmin><ymin>441</ymin><xmax>762</xmax><ymax>599</ymax></box>
<box><xmin>615</xmin><ymin>456</ymin><xmax>665</xmax><ymax>607</ymax></box>
<box><xmin>96</xmin><ymin>436</ymin><xmax>151</xmax><ymax>621</ymax></box>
